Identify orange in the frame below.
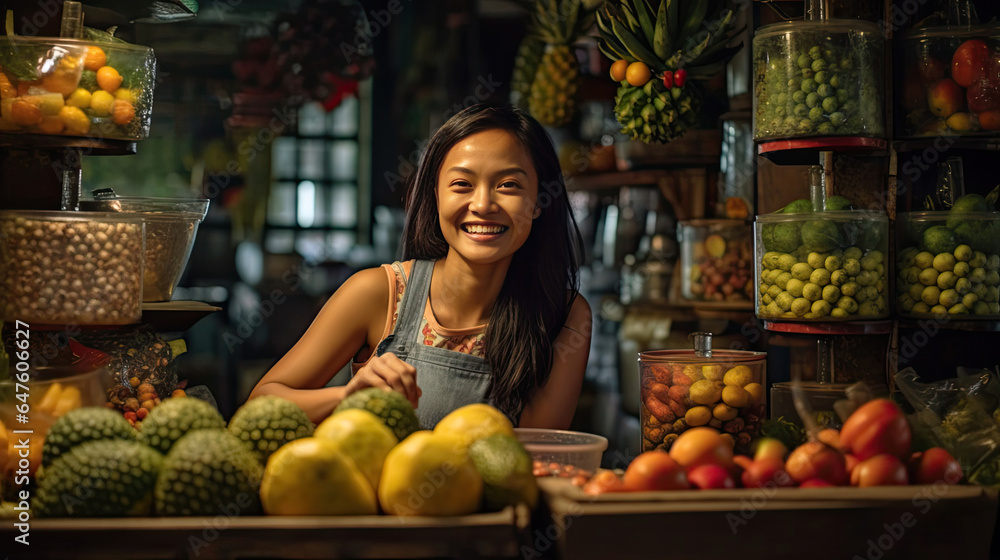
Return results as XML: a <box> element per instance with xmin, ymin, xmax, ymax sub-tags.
<box><xmin>10</xmin><ymin>98</ymin><xmax>43</xmax><ymax>126</ymax></box>
<box><xmin>625</xmin><ymin>61</ymin><xmax>651</xmax><ymax>87</ymax></box>
<box><xmin>112</xmin><ymin>99</ymin><xmax>135</xmax><ymax>126</ymax></box>
<box><xmin>84</xmin><ymin>46</ymin><xmax>107</xmax><ymax>71</ymax></box>
<box><xmin>609</xmin><ymin>59</ymin><xmax>628</xmax><ymax>82</ymax></box>
<box><xmin>96</xmin><ymin>66</ymin><xmax>123</xmax><ymax>92</ymax></box>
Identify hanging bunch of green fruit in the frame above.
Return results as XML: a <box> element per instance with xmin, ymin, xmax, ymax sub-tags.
<box><xmin>511</xmin><ymin>0</ymin><xmax>597</xmax><ymax>128</ymax></box>
<box><xmin>597</xmin><ymin>0</ymin><xmax>743</xmax><ymax>143</ymax></box>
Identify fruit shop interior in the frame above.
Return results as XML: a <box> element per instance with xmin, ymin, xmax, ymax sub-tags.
<box><xmin>2</xmin><ymin>0</ymin><xmax>1000</xmax><ymax>478</ymax></box>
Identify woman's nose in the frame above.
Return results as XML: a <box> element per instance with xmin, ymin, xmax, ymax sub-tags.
<box><xmin>469</xmin><ymin>185</ymin><xmax>497</xmax><ymax>214</ymax></box>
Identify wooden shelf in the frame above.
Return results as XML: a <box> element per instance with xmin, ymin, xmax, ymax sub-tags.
<box><xmin>565</xmin><ymin>168</ymin><xmax>711</xmax><ymax>220</ymax></box>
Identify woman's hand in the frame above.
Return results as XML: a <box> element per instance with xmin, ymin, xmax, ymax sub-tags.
<box><xmin>345</xmin><ymin>352</ymin><xmax>422</xmax><ymax>409</ymax></box>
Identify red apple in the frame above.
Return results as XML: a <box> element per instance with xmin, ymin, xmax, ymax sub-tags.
<box><xmin>623</xmin><ymin>450</ymin><xmax>689</xmax><ymax>491</ymax></box>
<box><xmin>927</xmin><ymin>78</ymin><xmax>965</xmax><ymax>118</ymax></box>
<box><xmin>979</xmin><ymin>109</ymin><xmax>1000</xmax><ymax>130</ymax></box>
<box><xmin>687</xmin><ymin>463</ymin><xmax>736</xmax><ymax>490</ymax></box>
<box><xmin>741</xmin><ymin>457</ymin><xmax>795</xmax><ymax>489</ymax></box>
<box><xmin>851</xmin><ymin>454</ymin><xmax>909</xmax><ymax>487</ymax></box>
<box><xmin>952</xmin><ymin>39</ymin><xmax>991</xmax><ymax>88</ymax></box>
<box><xmin>839</xmin><ymin>398</ymin><xmax>912</xmax><ymax>461</ymax></box>
<box><xmin>785</xmin><ymin>441</ymin><xmax>848</xmax><ymax>486</ymax></box>
<box><xmin>908</xmin><ymin>448</ymin><xmax>963</xmax><ymax>485</ymax></box>
<box><xmin>919</xmin><ymin>56</ymin><xmax>947</xmax><ymax>83</ymax></box>
<box><xmin>967</xmin><ymin>78</ymin><xmax>1000</xmax><ymax>113</ymax></box>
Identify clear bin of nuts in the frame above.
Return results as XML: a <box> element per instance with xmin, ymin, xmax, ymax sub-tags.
<box><xmin>679</xmin><ymin>219</ymin><xmax>754</xmax><ymax>303</ymax></box>
<box><xmin>0</xmin><ymin>211</ymin><xmax>144</xmax><ymax>325</ymax></box>
<box><xmin>81</xmin><ymin>194</ymin><xmax>209</xmax><ymax>302</ymax></box>
<box><xmin>639</xmin><ymin>332</ymin><xmax>766</xmax><ymax>456</ymax></box>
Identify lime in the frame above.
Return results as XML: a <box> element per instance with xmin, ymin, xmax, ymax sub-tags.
<box><xmin>921</xmin><ymin>226</ymin><xmax>958</xmax><ymax>255</ymax></box>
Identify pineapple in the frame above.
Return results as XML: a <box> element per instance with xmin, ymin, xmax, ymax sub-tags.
<box><xmin>596</xmin><ymin>0</ymin><xmax>743</xmax><ymax>143</ymax></box>
<box><xmin>527</xmin><ymin>0</ymin><xmax>597</xmax><ymax>127</ymax></box>
<box><xmin>510</xmin><ymin>32</ymin><xmax>546</xmax><ymax>108</ymax></box>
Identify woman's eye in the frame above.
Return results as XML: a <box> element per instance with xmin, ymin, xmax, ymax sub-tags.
<box><xmin>498</xmin><ymin>181</ymin><xmax>519</xmax><ymax>190</ymax></box>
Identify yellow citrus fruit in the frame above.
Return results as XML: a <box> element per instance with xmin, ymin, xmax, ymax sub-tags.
<box><xmin>260</xmin><ymin>437</ymin><xmax>377</xmax><ymax>516</ymax></box>
<box><xmin>58</xmin><ymin>105</ymin><xmax>90</xmax><ymax>135</ymax></box>
<box><xmin>721</xmin><ymin>385</ymin><xmax>750</xmax><ymax>408</ymax></box>
<box><xmin>84</xmin><ymin>46</ymin><xmax>107</xmax><ymax>72</ymax></box>
<box><xmin>702</xmin><ymin>364</ymin><xmax>725</xmax><ymax>381</ymax></box>
<box><xmin>682</xmin><ymin>364</ymin><xmax>704</xmax><ymax>382</ymax></box>
<box><xmin>113</xmin><ymin>87</ymin><xmax>139</xmax><ymax>104</ymax></box>
<box><xmin>314</xmin><ymin>408</ymin><xmax>397</xmax><ymax>490</ymax></box>
<box><xmin>723</xmin><ymin>365</ymin><xmax>754</xmax><ymax>388</ymax></box>
<box><xmin>610</xmin><ymin>59</ymin><xmax>628</xmax><ymax>82</ymax></box>
<box><xmin>90</xmin><ymin>90</ymin><xmax>115</xmax><ymax>116</ymax></box>
<box><xmin>378</xmin><ymin>431</ymin><xmax>483</xmax><ymax>516</ymax></box>
<box><xmin>689</xmin><ymin>379</ymin><xmax>723</xmax><ymax>405</ymax></box>
<box><xmin>744</xmin><ymin>382</ymin><xmax>765</xmax><ymax>404</ymax></box>
<box><xmin>37</xmin><ymin>115</ymin><xmax>65</xmax><ymax>134</ymax></box>
<box><xmin>625</xmin><ymin>61</ymin><xmax>651</xmax><ymax>87</ymax></box>
<box><xmin>433</xmin><ymin>403</ymin><xmax>514</xmax><ymax>452</ymax></box>
<box><xmin>66</xmin><ymin>88</ymin><xmax>92</xmax><ymax>108</ymax></box>
<box><xmin>96</xmin><ymin>66</ymin><xmax>123</xmax><ymax>92</ymax></box>
<box><xmin>712</xmin><ymin>402</ymin><xmax>738</xmax><ymax>421</ymax></box>
<box><xmin>684</xmin><ymin>405</ymin><xmax>712</xmax><ymax>427</ymax></box>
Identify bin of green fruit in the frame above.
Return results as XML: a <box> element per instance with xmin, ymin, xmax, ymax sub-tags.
<box><xmin>897</xmin><ymin>25</ymin><xmax>1000</xmax><ymax>137</ymax></box>
<box><xmin>895</xmin><ymin>196</ymin><xmax>1000</xmax><ymax>319</ymax></box>
<box><xmin>0</xmin><ymin>33</ymin><xmax>155</xmax><ymax>141</ymax></box>
<box><xmin>753</xmin><ymin>19</ymin><xmax>885</xmax><ymax>141</ymax></box>
<box><xmin>754</xmin><ymin>199</ymin><xmax>889</xmax><ymax>321</ymax></box>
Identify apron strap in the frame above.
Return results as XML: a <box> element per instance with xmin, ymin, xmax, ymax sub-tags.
<box><xmin>384</xmin><ymin>259</ymin><xmax>434</xmax><ymax>358</ymax></box>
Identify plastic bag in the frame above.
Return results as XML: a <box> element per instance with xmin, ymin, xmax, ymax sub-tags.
<box><xmin>894</xmin><ymin>366</ymin><xmax>1000</xmax><ymax>486</ymax></box>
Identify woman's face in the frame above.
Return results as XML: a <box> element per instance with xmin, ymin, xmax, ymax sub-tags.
<box><xmin>435</xmin><ymin>129</ymin><xmax>540</xmax><ymax>267</ymax></box>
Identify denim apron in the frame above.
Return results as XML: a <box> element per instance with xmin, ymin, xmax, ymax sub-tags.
<box><xmin>375</xmin><ymin>259</ymin><xmax>496</xmax><ymax>429</ymax></box>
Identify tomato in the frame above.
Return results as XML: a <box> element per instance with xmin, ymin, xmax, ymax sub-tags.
<box><xmin>952</xmin><ymin>39</ymin><xmax>991</xmax><ymax>88</ymax></box>
<box><xmin>839</xmin><ymin>398</ymin><xmax>911</xmax><ymax>461</ymax></box>
<box><xmin>785</xmin><ymin>441</ymin><xmax>848</xmax><ymax>486</ymax></box>
<box><xmin>668</xmin><ymin>427</ymin><xmax>733</xmax><ymax>470</ymax></box>
<box><xmin>908</xmin><ymin>448</ymin><xmax>963</xmax><ymax>485</ymax></box>
<box><xmin>687</xmin><ymin>464</ymin><xmax>735</xmax><ymax>490</ymax></box>
<box><xmin>623</xmin><ymin>450</ymin><xmax>688</xmax><ymax>491</ymax></box>
<box><xmin>741</xmin><ymin>457</ymin><xmax>794</xmax><ymax>489</ymax></box>
<box><xmin>851</xmin><ymin>454</ymin><xmax>909</xmax><ymax>487</ymax></box>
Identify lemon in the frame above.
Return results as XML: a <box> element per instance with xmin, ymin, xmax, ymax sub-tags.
<box><xmin>433</xmin><ymin>403</ymin><xmax>514</xmax><ymax>452</ymax></box>
<box><xmin>315</xmin><ymin>408</ymin><xmax>397</xmax><ymax>490</ymax></box>
<box><xmin>682</xmin><ymin>364</ymin><xmax>704</xmax><ymax>382</ymax></box>
<box><xmin>702</xmin><ymin>364</ymin><xmax>724</xmax><ymax>381</ymax></box>
<box><xmin>66</xmin><ymin>88</ymin><xmax>92</xmax><ymax>109</ymax></box>
<box><xmin>689</xmin><ymin>379</ymin><xmax>723</xmax><ymax>405</ymax></box>
<box><xmin>723</xmin><ymin>365</ymin><xmax>754</xmax><ymax>388</ymax></box>
<box><xmin>90</xmin><ymin>90</ymin><xmax>115</xmax><ymax>117</ymax></box>
<box><xmin>684</xmin><ymin>406</ymin><xmax>712</xmax><ymax>427</ymax></box>
<box><xmin>378</xmin><ymin>431</ymin><xmax>483</xmax><ymax>516</ymax></box>
<box><xmin>712</xmin><ymin>403</ymin><xmax>738</xmax><ymax>421</ymax></box>
<box><xmin>721</xmin><ymin>385</ymin><xmax>750</xmax><ymax>408</ymax></box>
<box><xmin>744</xmin><ymin>383</ymin><xmax>765</xmax><ymax>404</ymax></box>
<box><xmin>260</xmin><ymin>437</ymin><xmax>377</xmax><ymax>516</ymax></box>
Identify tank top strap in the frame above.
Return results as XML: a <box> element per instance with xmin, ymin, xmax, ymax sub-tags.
<box><xmin>386</xmin><ymin>259</ymin><xmax>434</xmax><ymax>357</ymax></box>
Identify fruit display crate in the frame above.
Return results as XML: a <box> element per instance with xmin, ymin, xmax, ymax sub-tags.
<box><xmin>532</xmin><ymin>478</ymin><xmax>997</xmax><ymax>560</ymax></box>
<box><xmin>0</xmin><ymin>505</ymin><xmax>532</xmax><ymax>560</ymax></box>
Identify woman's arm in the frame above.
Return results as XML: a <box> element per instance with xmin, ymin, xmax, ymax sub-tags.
<box><xmin>250</xmin><ymin>266</ymin><xmax>415</xmax><ymax>424</ymax></box>
<box><xmin>518</xmin><ymin>295</ymin><xmax>593</xmax><ymax>429</ymax></box>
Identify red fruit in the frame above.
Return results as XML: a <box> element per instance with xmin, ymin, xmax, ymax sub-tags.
<box><xmin>669</xmin><ymin>427</ymin><xmax>733</xmax><ymax>470</ymax></box>
<box><xmin>839</xmin><ymin>398</ymin><xmax>912</xmax><ymax>461</ymax></box>
<box><xmin>741</xmin><ymin>457</ymin><xmax>794</xmax><ymax>489</ymax></box>
<box><xmin>785</xmin><ymin>441</ymin><xmax>848</xmax><ymax>485</ymax></box>
<box><xmin>816</xmin><ymin>428</ymin><xmax>843</xmax><ymax>451</ymax></box>
<box><xmin>918</xmin><ymin>56</ymin><xmax>946</xmax><ymax>83</ymax></box>
<box><xmin>687</xmin><ymin>463</ymin><xmax>735</xmax><ymax>490</ymax></box>
<box><xmin>908</xmin><ymin>448</ymin><xmax>963</xmax><ymax>485</ymax></box>
<box><xmin>733</xmin><ymin>454</ymin><xmax>754</xmax><ymax>471</ymax></box>
<box><xmin>927</xmin><ymin>78</ymin><xmax>965</xmax><ymax>118</ymax></box>
<box><xmin>952</xmin><ymin>39</ymin><xmax>991</xmax><ymax>88</ymax></box>
<box><xmin>978</xmin><ymin>109</ymin><xmax>1000</xmax><ymax>130</ymax></box>
<box><xmin>582</xmin><ymin>470</ymin><xmax>627</xmax><ymax>495</ymax></box>
<box><xmin>662</xmin><ymin>70</ymin><xmax>674</xmax><ymax>89</ymax></box>
<box><xmin>798</xmin><ymin>478</ymin><xmax>834</xmax><ymax>488</ymax></box>
<box><xmin>136</xmin><ymin>407</ymin><xmax>149</xmax><ymax>420</ymax></box>
<box><xmin>967</xmin><ymin>78</ymin><xmax>1000</xmax><ymax>113</ymax></box>
<box><xmin>674</xmin><ymin>68</ymin><xmax>688</xmax><ymax>87</ymax></box>
<box><xmin>851</xmin><ymin>454</ymin><xmax>909</xmax><ymax>487</ymax></box>
<box><xmin>123</xmin><ymin>411</ymin><xmax>137</xmax><ymax>422</ymax></box>
<box><xmin>623</xmin><ymin>450</ymin><xmax>688</xmax><ymax>491</ymax></box>
<box><xmin>845</xmin><ymin>453</ymin><xmax>860</xmax><ymax>476</ymax></box>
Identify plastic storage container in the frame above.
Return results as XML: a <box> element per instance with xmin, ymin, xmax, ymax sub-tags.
<box><xmin>755</xmin><ymin>210</ymin><xmax>889</xmax><ymax>321</ymax></box>
<box><xmin>514</xmin><ymin>428</ymin><xmax>608</xmax><ymax>475</ymax></box>
<box><xmin>678</xmin><ymin>219</ymin><xmax>754</xmax><ymax>303</ymax></box>
<box><xmin>0</xmin><ymin>36</ymin><xmax>155</xmax><ymax>141</ymax></box>
<box><xmin>0</xmin><ymin>210</ymin><xmax>145</xmax><ymax>324</ymax></box>
<box><xmin>897</xmin><ymin>25</ymin><xmax>1000</xmax><ymax>137</ymax></box>
<box><xmin>895</xmin><ymin>211</ymin><xmax>1000</xmax><ymax>319</ymax></box>
<box><xmin>80</xmin><ymin>195</ymin><xmax>209</xmax><ymax>302</ymax></box>
<box><xmin>638</xmin><ymin>332</ymin><xmax>766</xmax><ymax>455</ymax></box>
<box><xmin>769</xmin><ymin>381</ymin><xmax>855</xmax><ymax>429</ymax></box>
<box><xmin>753</xmin><ymin>19</ymin><xmax>885</xmax><ymax>141</ymax></box>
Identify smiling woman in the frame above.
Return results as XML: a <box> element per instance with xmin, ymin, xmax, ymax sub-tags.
<box><xmin>250</xmin><ymin>104</ymin><xmax>592</xmax><ymax>431</ymax></box>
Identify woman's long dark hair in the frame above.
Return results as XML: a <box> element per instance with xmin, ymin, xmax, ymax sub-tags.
<box><xmin>400</xmin><ymin>103</ymin><xmax>584</xmax><ymax>420</ymax></box>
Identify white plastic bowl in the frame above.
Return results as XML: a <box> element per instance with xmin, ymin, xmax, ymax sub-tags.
<box><xmin>514</xmin><ymin>428</ymin><xmax>608</xmax><ymax>473</ymax></box>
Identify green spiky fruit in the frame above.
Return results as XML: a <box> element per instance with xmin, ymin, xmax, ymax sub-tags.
<box><xmin>155</xmin><ymin>429</ymin><xmax>263</xmax><ymax>517</ymax></box>
<box><xmin>335</xmin><ymin>387</ymin><xmax>421</xmax><ymax>442</ymax></box>
<box><xmin>511</xmin><ymin>33</ymin><xmax>546</xmax><ymax>108</ymax></box>
<box><xmin>615</xmin><ymin>79</ymin><xmax>699</xmax><ymax>143</ymax></box>
<box><xmin>228</xmin><ymin>395</ymin><xmax>315</xmax><ymax>464</ymax></box>
<box><xmin>137</xmin><ymin>397</ymin><xmax>226</xmax><ymax>454</ymax></box>
<box><xmin>41</xmin><ymin>406</ymin><xmax>137</xmax><ymax>468</ymax></box>
<box><xmin>35</xmin><ymin>440</ymin><xmax>163</xmax><ymax>518</ymax></box>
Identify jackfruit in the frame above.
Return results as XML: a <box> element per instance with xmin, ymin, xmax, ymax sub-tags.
<box><xmin>228</xmin><ymin>395</ymin><xmax>315</xmax><ymax>464</ymax></box>
<box><xmin>137</xmin><ymin>396</ymin><xmax>225</xmax><ymax>454</ymax></box>
<box><xmin>42</xmin><ymin>406</ymin><xmax>137</xmax><ymax>467</ymax></box>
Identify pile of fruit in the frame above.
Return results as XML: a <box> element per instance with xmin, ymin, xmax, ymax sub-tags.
<box><xmin>1</xmin><ymin>389</ymin><xmax>539</xmax><ymax>519</ymax></box>
<box><xmin>754</xmin><ymin>24</ymin><xmax>884</xmax><ymax>140</ymax></box>
<box><xmin>900</xmin><ymin>35</ymin><xmax>1000</xmax><ymax>135</ymax></box>
<box><xmin>896</xmin><ymin>194</ymin><xmax>1000</xmax><ymax>318</ymax></box>
<box><xmin>581</xmin><ymin>398</ymin><xmax>964</xmax><ymax>494</ymax></box>
<box><xmin>0</xmin><ymin>34</ymin><xmax>152</xmax><ymax>140</ymax></box>
<box><xmin>757</xmin><ymin>197</ymin><xmax>888</xmax><ymax>320</ymax></box>
<box><xmin>641</xmin><ymin>361</ymin><xmax>765</xmax><ymax>455</ymax></box>
<box><xmin>683</xmin><ymin>229</ymin><xmax>753</xmax><ymax>303</ymax></box>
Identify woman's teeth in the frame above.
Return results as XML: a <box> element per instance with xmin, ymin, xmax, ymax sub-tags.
<box><xmin>463</xmin><ymin>224</ymin><xmax>507</xmax><ymax>234</ymax></box>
